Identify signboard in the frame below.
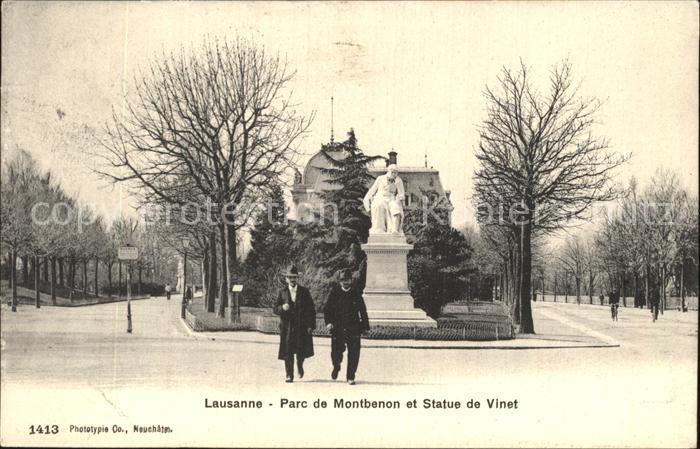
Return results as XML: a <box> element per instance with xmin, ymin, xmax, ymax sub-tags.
<box><xmin>231</xmin><ymin>284</ymin><xmax>244</xmax><ymax>293</ymax></box>
<box><xmin>118</xmin><ymin>246</ymin><xmax>139</xmax><ymax>261</ymax></box>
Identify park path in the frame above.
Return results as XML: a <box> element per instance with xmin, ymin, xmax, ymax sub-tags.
<box><xmin>1</xmin><ymin>294</ymin><xmax>696</xmax><ymax>449</ymax></box>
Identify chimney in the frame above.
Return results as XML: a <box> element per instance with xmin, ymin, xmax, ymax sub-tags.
<box><xmin>388</xmin><ymin>150</ymin><xmax>397</xmax><ymax>166</ymax></box>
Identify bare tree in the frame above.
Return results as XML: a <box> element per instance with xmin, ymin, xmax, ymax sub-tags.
<box><xmin>582</xmin><ymin>236</ymin><xmax>598</xmax><ymax>304</ymax></box>
<box><xmin>95</xmin><ymin>37</ymin><xmax>312</xmax><ymax>316</ymax></box>
<box><xmin>558</xmin><ymin>236</ymin><xmax>585</xmax><ymax>305</ymax></box>
<box><xmin>675</xmin><ymin>194</ymin><xmax>698</xmax><ymax>311</ymax></box>
<box><xmin>474</xmin><ymin>61</ymin><xmax>628</xmax><ymax>333</ymax></box>
<box><xmin>643</xmin><ymin>169</ymin><xmax>687</xmax><ymax>313</ymax></box>
<box><xmin>1</xmin><ymin>150</ymin><xmax>40</xmax><ymax>311</ymax></box>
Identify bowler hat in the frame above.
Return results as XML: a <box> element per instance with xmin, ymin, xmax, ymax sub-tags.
<box><xmin>338</xmin><ymin>269</ymin><xmax>353</xmax><ymax>282</ymax></box>
<box><xmin>283</xmin><ymin>264</ymin><xmax>299</xmax><ymax>277</ymax></box>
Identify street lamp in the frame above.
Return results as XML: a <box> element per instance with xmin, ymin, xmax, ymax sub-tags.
<box><xmin>181</xmin><ymin>238</ymin><xmax>190</xmax><ymax>319</ymax></box>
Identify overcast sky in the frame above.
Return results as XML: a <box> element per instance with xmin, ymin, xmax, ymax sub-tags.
<box><xmin>2</xmin><ymin>1</ymin><xmax>698</xmax><ymax>228</ymax></box>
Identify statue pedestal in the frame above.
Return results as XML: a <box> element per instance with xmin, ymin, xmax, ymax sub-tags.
<box><xmin>361</xmin><ymin>233</ymin><xmax>437</xmax><ymax>328</ymax></box>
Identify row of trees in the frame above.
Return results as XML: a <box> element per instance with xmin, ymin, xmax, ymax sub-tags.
<box><xmin>545</xmin><ymin>170</ymin><xmax>698</xmax><ymax>310</ymax></box>
<box><xmin>1</xmin><ymin>149</ymin><xmax>177</xmax><ymax>310</ymax></box>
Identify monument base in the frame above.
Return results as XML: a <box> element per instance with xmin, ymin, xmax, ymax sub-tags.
<box><xmin>362</xmin><ymin>233</ymin><xmax>437</xmax><ymax>328</ymax></box>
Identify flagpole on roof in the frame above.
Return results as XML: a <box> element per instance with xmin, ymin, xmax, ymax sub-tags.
<box><xmin>330</xmin><ymin>96</ymin><xmax>334</xmax><ymax>143</ymax></box>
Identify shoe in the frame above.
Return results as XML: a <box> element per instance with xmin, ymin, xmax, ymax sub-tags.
<box><xmin>347</xmin><ymin>379</ymin><xmax>355</xmax><ymax>385</ymax></box>
<box><xmin>285</xmin><ymin>376</ymin><xmax>293</xmax><ymax>383</ymax></box>
<box><xmin>297</xmin><ymin>365</ymin><xmax>304</xmax><ymax>379</ymax></box>
<box><xmin>331</xmin><ymin>366</ymin><xmax>340</xmax><ymax>380</ymax></box>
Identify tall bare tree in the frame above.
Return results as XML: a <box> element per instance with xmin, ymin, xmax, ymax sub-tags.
<box><xmin>96</xmin><ymin>38</ymin><xmax>312</xmax><ymax>316</ymax></box>
<box><xmin>474</xmin><ymin>61</ymin><xmax>628</xmax><ymax>333</ymax></box>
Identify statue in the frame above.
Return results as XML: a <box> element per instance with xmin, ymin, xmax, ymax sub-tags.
<box><xmin>363</xmin><ymin>164</ymin><xmax>405</xmax><ymax>234</ymax></box>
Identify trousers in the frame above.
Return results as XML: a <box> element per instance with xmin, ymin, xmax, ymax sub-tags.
<box><xmin>651</xmin><ymin>303</ymin><xmax>660</xmax><ymax>321</ymax></box>
<box><xmin>331</xmin><ymin>332</ymin><xmax>361</xmax><ymax>381</ymax></box>
<box><xmin>284</xmin><ymin>354</ymin><xmax>304</xmax><ymax>378</ymax></box>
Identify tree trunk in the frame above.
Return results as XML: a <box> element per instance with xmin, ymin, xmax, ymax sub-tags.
<box><xmin>118</xmin><ymin>261</ymin><xmax>123</xmax><ymax>297</ymax></box>
<box><xmin>22</xmin><ymin>255</ymin><xmax>29</xmax><ymax>285</ymax></box>
<box><xmin>510</xmin><ymin>247</ymin><xmax>520</xmax><ymax>323</ymax></box>
<box><xmin>645</xmin><ymin>263</ymin><xmax>650</xmax><ymax>308</ymax></box>
<box><xmin>82</xmin><ymin>260</ymin><xmax>88</xmax><ymax>296</ymax></box>
<box><xmin>680</xmin><ymin>260</ymin><xmax>685</xmax><ymax>312</ymax></box>
<box><xmin>94</xmin><ymin>258</ymin><xmax>99</xmax><ymax>296</ymax></box>
<box><xmin>11</xmin><ymin>249</ymin><xmax>18</xmax><ymax>311</ymax></box>
<box><xmin>70</xmin><ymin>258</ymin><xmax>76</xmax><ymax>289</ymax></box>
<box><xmin>43</xmin><ymin>257</ymin><xmax>49</xmax><ymax>283</ymax></box>
<box><xmin>621</xmin><ymin>271</ymin><xmax>626</xmax><ymax>307</ymax></box>
<box><xmin>34</xmin><ymin>255</ymin><xmax>41</xmax><ymax>308</ymax></box>
<box><xmin>660</xmin><ymin>265</ymin><xmax>666</xmax><ymax>314</ymax></box>
<box><xmin>504</xmin><ymin>264</ymin><xmax>509</xmax><ymax>303</ymax></box>
<box><xmin>107</xmin><ymin>262</ymin><xmax>113</xmax><ymax>297</ymax></box>
<box><xmin>515</xmin><ymin>242</ymin><xmax>521</xmax><ymax>314</ymax></box>
<box><xmin>28</xmin><ymin>256</ymin><xmax>34</xmax><ymax>285</ymax></box>
<box><xmin>519</xmin><ymin>218</ymin><xmax>534</xmax><ymax>334</ymax></box>
<box><xmin>226</xmin><ymin>222</ymin><xmax>238</xmax><ymax>316</ymax></box>
<box><xmin>207</xmin><ymin>232</ymin><xmax>218</xmax><ymax>313</ymax></box>
<box><xmin>218</xmin><ymin>224</ymin><xmax>229</xmax><ymax>318</ymax></box>
<box><xmin>575</xmin><ymin>276</ymin><xmax>581</xmax><ymax>305</ymax></box>
<box><xmin>227</xmin><ymin>222</ymin><xmax>237</xmax><ymax>277</ymax></box>
<box><xmin>50</xmin><ymin>257</ymin><xmax>57</xmax><ymax>305</ymax></box>
<box><xmin>202</xmin><ymin>255</ymin><xmax>208</xmax><ymax>306</ymax></box>
<box><xmin>58</xmin><ymin>258</ymin><xmax>64</xmax><ymax>287</ymax></box>
<box><xmin>541</xmin><ymin>274</ymin><xmax>545</xmax><ymax>302</ymax></box>
<box><xmin>588</xmin><ymin>271</ymin><xmax>594</xmax><ymax>304</ymax></box>
<box><xmin>554</xmin><ymin>272</ymin><xmax>558</xmax><ymax>302</ymax></box>
<box><xmin>138</xmin><ymin>265</ymin><xmax>143</xmax><ymax>296</ymax></box>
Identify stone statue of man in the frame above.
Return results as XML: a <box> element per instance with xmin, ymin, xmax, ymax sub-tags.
<box><xmin>363</xmin><ymin>164</ymin><xmax>405</xmax><ymax>234</ymax></box>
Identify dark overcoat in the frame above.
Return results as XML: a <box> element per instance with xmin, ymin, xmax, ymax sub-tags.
<box><xmin>273</xmin><ymin>285</ymin><xmax>316</xmax><ymax>360</ymax></box>
<box><xmin>323</xmin><ymin>284</ymin><xmax>370</xmax><ymax>337</ymax></box>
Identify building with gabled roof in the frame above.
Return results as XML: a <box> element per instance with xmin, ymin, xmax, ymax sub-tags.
<box><xmin>291</xmin><ymin>139</ymin><xmax>454</xmax><ymax>229</ymax></box>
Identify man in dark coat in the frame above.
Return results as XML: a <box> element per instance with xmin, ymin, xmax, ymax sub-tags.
<box><xmin>323</xmin><ymin>269</ymin><xmax>370</xmax><ymax>385</ymax></box>
<box><xmin>649</xmin><ymin>287</ymin><xmax>660</xmax><ymax>322</ymax></box>
<box><xmin>273</xmin><ymin>264</ymin><xmax>315</xmax><ymax>383</ymax></box>
<box><xmin>609</xmin><ymin>289</ymin><xmax>620</xmax><ymax>320</ymax></box>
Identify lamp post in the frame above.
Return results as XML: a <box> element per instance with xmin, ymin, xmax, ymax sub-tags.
<box><xmin>127</xmin><ymin>258</ymin><xmax>132</xmax><ymax>333</ymax></box>
<box><xmin>181</xmin><ymin>238</ymin><xmax>190</xmax><ymax>319</ymax></box>
<box><xmin>118</xmin><ymin>244</ymin><xmax>138</xmax><ymax>333</ymax></box>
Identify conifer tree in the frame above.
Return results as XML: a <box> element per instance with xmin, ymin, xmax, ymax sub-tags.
<box><xmin>316</xmin><ymin>129</ymin><xmax>383</xmax><ymax>278</ymax></box>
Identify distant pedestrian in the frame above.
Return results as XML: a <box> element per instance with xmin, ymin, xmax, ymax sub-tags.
<box><xmin>599</xmin><ymin>293</ymin><xmax>604</xmax><ymax>306</ymax></box>
<box><xmin>273</xmin><ymin>264</ymin><xmax>316</xmax><ymax>383</ymax></box>
<box><xmin>185</xmin><ymin>286</ymin><xmax>193</xmax><ymax>303</ymax></box>
<box><xmin>649</xmin><ymin>288</ymin><xmax>660</xmax><ymax>322</ymax></box>
<box><xmin>609</xmin><ymin>289</ymin><xmax>620</xmax><ymax>321</ymax></box>
<box><xmin>323</xmin><ymin>269</ymin><xmax>370</xmax><ymax>385</ymax></box>
<box><xmin>165</xmin><ymin>283</ymin><xmax>172</xmax><ymax>300</ymax></box>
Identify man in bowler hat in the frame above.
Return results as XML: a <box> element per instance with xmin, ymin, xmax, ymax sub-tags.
<box><xmin>273</xmin><ymin>264</ymin><xmax>316</xmax><ymax>383</ymax></box>
<box><xmin>323</xmin><ymin>269</ymin><xmax>370</xmax><ymax>385</ymax></box>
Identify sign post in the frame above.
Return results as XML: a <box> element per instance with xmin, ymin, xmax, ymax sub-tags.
<box><xmin>118</xmin><ymin>246</ymin><xmax>139</xmax><ymax>333</ymax></box>
<box><xmin>231</xmin><ymin>284</ymin><xmax>243</xmax><ymax>323</ymax></box>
